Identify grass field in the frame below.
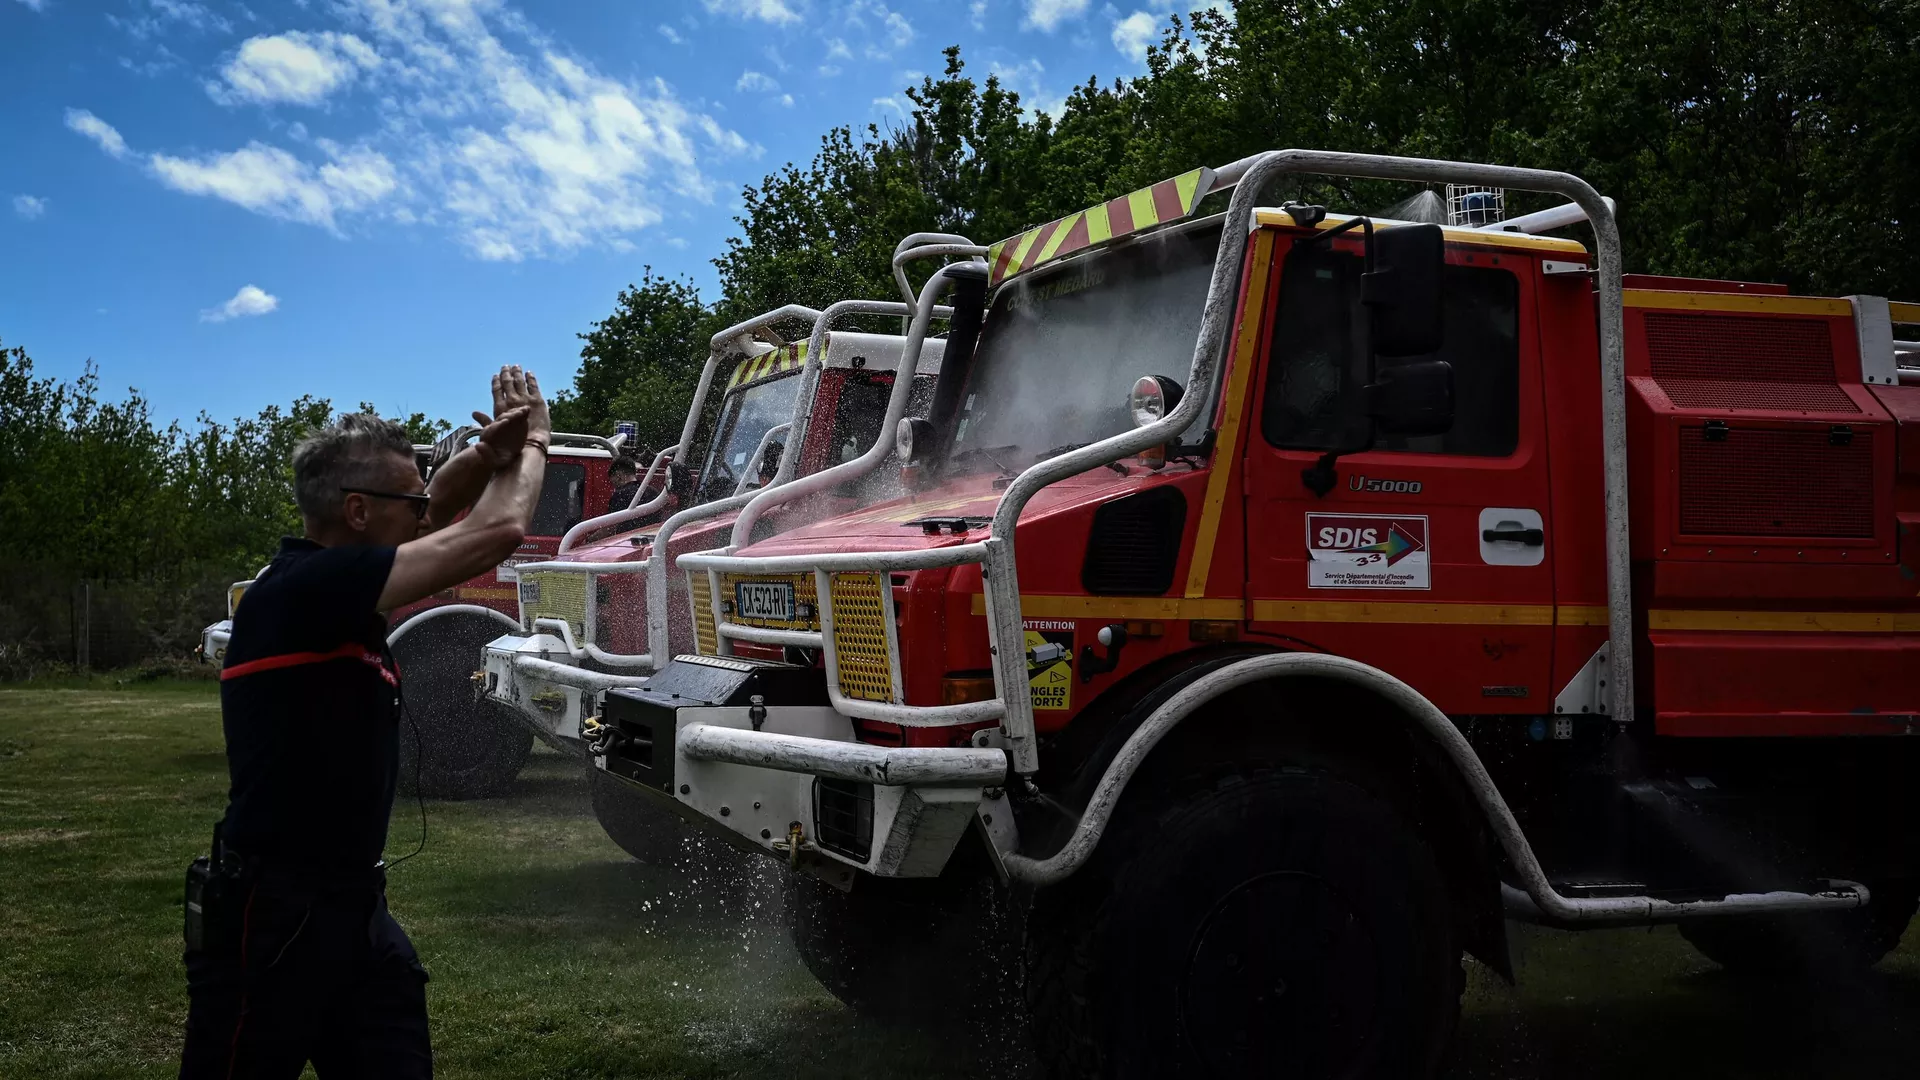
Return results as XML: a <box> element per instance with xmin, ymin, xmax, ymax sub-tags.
<box><xmin>2</xmin><ymin>680</ymin><xmax>1918</xmax><ymax>1078</ymax></box>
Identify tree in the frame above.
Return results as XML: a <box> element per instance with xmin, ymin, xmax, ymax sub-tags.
<box><xmin>549</xmin><ymin>268</ymin><xmax>718</xmax><ymax>452</ymax></box>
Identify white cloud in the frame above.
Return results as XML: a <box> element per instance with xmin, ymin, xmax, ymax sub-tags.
<box><xmin>872</xmin><ymin>96</ymin><xmax>903</xmax><ymax>117</ymax></box>
<box><xmin>200</xmin><ymin>284</ymin><xmax>280</xmax><ymax>323</ymax></box>
<box><xmin>970</xmin><ymin>2</ymin><xmax>987</xmax><ymax>30</ymax></box>
<box><xmin>657</xmin><ymin>24</ymin><xmax>683</xmax><ymax>45</ymax></box>
<box><xmin>881</xmin><ymin>11</ymin><xmax>912</xmax><ymax>49</ymax></box>
<box><xmin>13</xmin><ymin>195</ymin><xmax>47</xmax><ymax>219</ymax></box>
<box><xmin>778</xmin><ymin>93</ymin><xmax>793</xmax><ymax>107</ymax></box>
<box><xmin>14</xmin><ymin>0</ymin><xmax>47</xmax><ymax>13</ymax></box>
<box><xmin>1023</xmin><ymin>0</ymin><xmax>1089</xmax><ymax>32</ymax></box>
<box><xmin>1112</xmin><ymin>11</ymin><xmax>1157</xmax><ymax>63</ymax></box>
<box><xmin>211</xmin><ymin>31</ymin><xmax>380</xmax><ymax>107</ymax></box>
<box><xmin>701</xmin><ymin>0</ymin><xmax>799</xmax><ymax>25</ymax></box>
<box><xmin>760</xmin><ymin>45</ymin><xmax>789</xmax><ymax>73</ymax></box>
<box><xmin>824</xmin><ymin>37</ymin><xmax>851</xmax><ymax>60</ymax></box>
<box><xmin>817</xmin><ymin>64</ymin><xmax>841</xmax><ymax>77</ymax></box>
<box><xmin>150</xmin><ymin>140</ymin><xmax>398</xmax><ymax>230</ymax></box>
<box><xmin>77</xmin><ymin>1</ymin><xmax>753</xmax><ymax>261</ymax></box>
<box><xmin>111</xmin><ymin>0</ymin><xmax>232</xmax><ymax>39</ymax></box>
<box><xmin>736</xmin><ymin>70</ymin><xmax>779</xmax><ymax>93</ymax></box>
<box><xmin>65</xmin><ymin>109</ymin><xmax>131</xmax><ymax>159</ymax></box>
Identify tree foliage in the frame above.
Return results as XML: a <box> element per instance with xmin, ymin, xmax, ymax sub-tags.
<box><xmin>11</xmin><ymin>0</ymin><xmax>1920</xmax><ymax>669</ymax></box>
<box><xmin>0</xmin><ymin>340</ymin><xmax>439</xmax><ymax>672</ymax></box>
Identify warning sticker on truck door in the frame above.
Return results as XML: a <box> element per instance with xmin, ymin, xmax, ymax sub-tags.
<box><xmin>1024</xmin><ymin>622</ymin><xmax>1074</xmax><ymax>711</ymax></box>
<box><xmin>1306</xmin><ymin>514</ymin><xmax>1430</xmax><ymax>590</ymax></box>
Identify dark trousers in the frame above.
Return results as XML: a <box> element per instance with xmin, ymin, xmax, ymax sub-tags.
<box><xmin>180</xmin><ymin>878</ymin><xmax>432</xmax><ymax>1079</ymax></box>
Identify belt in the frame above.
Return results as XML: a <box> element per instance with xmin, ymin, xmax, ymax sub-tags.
<box><xmin>224</xmin><ymin>851</ymin><xmax>388</xmax><ymax>892</ymax></box>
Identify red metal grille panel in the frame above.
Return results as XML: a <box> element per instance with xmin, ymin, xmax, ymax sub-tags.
<box><xmin>1677</xmin><ymin>427</ymin><xmax>1875</xmax><ymax>538</ymax></box>
<box><xmin>1646</xmin><ymin>312</ymin><xmax>1855</xmax><ymax>412</ymax></box>
<box><xmin>1657</xmin><ymin>377</ymin><xmax>1857</xmax><ymax>412</ymax></box>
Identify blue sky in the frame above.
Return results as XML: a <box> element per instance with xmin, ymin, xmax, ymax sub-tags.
<box><xmin>0</xmin><ymin>0</ymin><xmax>1200</xmax><ymax>430</ymax></box>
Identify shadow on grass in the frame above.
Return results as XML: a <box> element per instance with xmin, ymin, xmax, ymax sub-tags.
<box><xmin>1455</xmin><ymin>943</ymin><xmax>1920</xmax><ymax>1078</ymax></box>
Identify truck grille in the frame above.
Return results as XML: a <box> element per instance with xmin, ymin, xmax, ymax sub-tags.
<box><xmin>829</xmin><ymin>572</ymin><xmax>894</xmax><ymax>702</ymax></box>
<box><xmin>813</xmin><ymin>777</ymin><xmax>874</xmax><ymax>862</ymax></box>
<box><xmin>688</xmin><ymin>572</ymin><xmax>719</xmax><ymax>656</ymax></box>
<box><xmin>519</xmin><ymin>570</ymin><xmax>588</xmax><ymax>641</ymax></box>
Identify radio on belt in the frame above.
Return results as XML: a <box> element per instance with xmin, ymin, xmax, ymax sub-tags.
<box><xmin>596</xmin><ymin>654</ymin><xmax>829</xmax><ymax>794</ymax></box>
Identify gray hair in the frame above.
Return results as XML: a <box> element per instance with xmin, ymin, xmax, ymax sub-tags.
<box><xmin>292</xmin><ymin>413</ymin><xmax>417</xmax><ymax>523</ymax></box>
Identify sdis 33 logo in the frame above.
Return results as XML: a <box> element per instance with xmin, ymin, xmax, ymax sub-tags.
<box><xmin>1306</xmin><ymin>514</ymin><xmax>1430</xmax><ymax>590</ymax></box>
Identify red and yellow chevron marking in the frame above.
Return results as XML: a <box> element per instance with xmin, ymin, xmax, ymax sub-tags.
<box><xmin>726</xmin><ymin>341</ymin><xmax>808</xmax><ymax>390</ymax></box>
<box><xmin>985</xmin><ymin>167</ymin><xmax>1216</xmax><ymax>287</ymax></box>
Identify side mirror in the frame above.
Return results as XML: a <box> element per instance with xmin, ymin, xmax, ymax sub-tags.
<box><xmin>1364</xmin><ymin>224</ymin><xmax>1444</xmax><ymax>357</ymax></box>
<box><xmin>1368</xmin><ymin>360</ymin><xmax>1454</xmax><ymax>436</ymax></box>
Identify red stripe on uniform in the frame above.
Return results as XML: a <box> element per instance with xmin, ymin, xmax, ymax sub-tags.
<box><xmin>1106</xmin><ymin>194</ymin><xmax>1135</xmax><ymax>236</ymax></box>
<box><xmin>1151</xmin><ymin>178</ymin><xmax>1184</xmax><ymax>222</ymax></box>
<box><xmin>224</xmin><ymin>884</ymin><xmax>259</xmax><ymax>1080</ymax></box>
<box><xmin>221</xmin><ymin>642</ymin><xmax>397</xmax><ymax>686</ymax></box>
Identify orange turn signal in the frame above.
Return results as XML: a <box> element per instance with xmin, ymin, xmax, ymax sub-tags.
<box><xmin>1188</xmin><ymin>620</ymin><xmax>1240</xmax><ymax>643</ymax></box>
<box><xmin>942</xmin><ymin>675</ymin><xmax>997</xmax><ymax>705</ymax></box>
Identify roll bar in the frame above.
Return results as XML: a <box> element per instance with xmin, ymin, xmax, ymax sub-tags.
<box><xmin>727</xmin><ymin>258</ymin><xmax>985</xmax><ymax>548</ymax></box>
<box><xmin>556</xmin><ymin>306</ymin><xmax>816</xmax><ymax>553</ymax></box>
<box><xmin>517</xmin><ymin>296</ymin><xmax>952</xmax><ymax>672</ymax></box>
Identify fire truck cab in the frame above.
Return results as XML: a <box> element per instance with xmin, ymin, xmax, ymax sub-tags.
<box><xmin>592</xmin><ymin>151</ymin><xmax>1920</xmax><ymax>1075</ymax></box>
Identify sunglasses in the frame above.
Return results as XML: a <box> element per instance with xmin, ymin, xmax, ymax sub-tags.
<box><xmin>341</xmin><ymin>486</ymin><xmax>432</xmax><ymax>520</ymax></box>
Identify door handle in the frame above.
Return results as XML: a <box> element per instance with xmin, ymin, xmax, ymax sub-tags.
<box><xmin>1482</xmin><ymin>526</ymin><xmax>1544</xmax><ymax>546</ymax></box>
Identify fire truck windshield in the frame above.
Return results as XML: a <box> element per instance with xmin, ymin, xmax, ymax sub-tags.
<box><xmin>946</xmin><ymin>219</ymin><xmax>1223</xmax><ymax>471</ymax></box>
<box><xmin>696</xmin><ymin>372</ymin><xmax>802</xmax><ymax>501</ymax></box>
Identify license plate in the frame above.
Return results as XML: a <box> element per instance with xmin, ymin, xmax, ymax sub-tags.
<box><xmin>735</xmin><ymin>582</ymin><xmax>795</xmax><ymax>621</ymax></box>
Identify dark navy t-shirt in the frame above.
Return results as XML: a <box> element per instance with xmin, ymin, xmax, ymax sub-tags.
<box><xmin>217</xmin><ymin>536</ymin><xmax>400</xmax><ymax>874</ymax></box>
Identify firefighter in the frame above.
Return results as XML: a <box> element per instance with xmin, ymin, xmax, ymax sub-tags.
<box><xmin>179</xmin><ymin>366</ymin><xmax>551</xmax><ymax>1079</ymax></box>
<box><xmin>607</xmin><ymin>454</ymin><xmax>642</xmax><ymax>511</ymax></box>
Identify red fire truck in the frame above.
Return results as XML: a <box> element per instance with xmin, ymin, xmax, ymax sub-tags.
<box><xmin>561</xmin><ymin>150</ymin><xmax>1920</xmax><ymax>1074</ymax></box>
<box><xmin>200</xmin><ymin>430</ymin><xmax>629</xmax><ymax>796</ymax></box>
<box><xmin>482</xmin><ymin>279</ymin><xmax>970</xmax><ymax>856</ymax></box>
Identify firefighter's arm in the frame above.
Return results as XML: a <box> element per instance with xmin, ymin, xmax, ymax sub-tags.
<box><xmin>421</xmin><ymin>407</ymin><xmax>529</xmax><ymax>532</ymax></box>
<box><xmin>379</xmin><ymin>368</ymin><xmax>549</xmax><ymax>611</ymax></box>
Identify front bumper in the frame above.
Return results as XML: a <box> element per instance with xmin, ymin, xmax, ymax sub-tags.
<box><xmin>593</xmin><ymin>662</ymin><xmax>1012</xmax><ymax>880</ymax></box>
<box><xmin>481</xmin><ymin>633</ymin><xmax>640</xmax><ymax>747</ymax></box>
<box><xmin>200</xmin><ymin>621</ymin><xmax>231</xmax><ymax>666</ymax></box>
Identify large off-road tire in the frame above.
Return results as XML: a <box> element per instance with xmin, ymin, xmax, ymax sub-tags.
<box><xmin>588</xmin><ymin>767</ymin><xmax>752</xmax><ymax>876</ymax></box>
<box><xmin>1680</xmin><ymin>881</ymin><xmax>1919</xmax><ymax>977</ymax></box>
<box><xmin>785</xmin><ymin>864</ymin><xmax>1014</xmax><ymax>1027</ymax></box>
<box><xmin>393</xmin><ymin>616</ymin><xmax>534</xmax><ymax>799</ymax></box>
<box><xmin>1024</xmin><ymin>768</ymin><xmax>1462</xmax><ymax>1080</ymax></box>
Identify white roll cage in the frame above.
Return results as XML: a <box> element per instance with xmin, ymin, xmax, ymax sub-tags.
<box><xmin>667</xmin><ymin>150</ymin><xmax>1886</xmax><ymax>920</ymax></box>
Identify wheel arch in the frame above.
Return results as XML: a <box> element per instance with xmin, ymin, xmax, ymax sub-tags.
<box><xmin>1009</xmin><ymin>651</ymin><xmax>1517</xmax><ymax>979</ymax></box>
<box><xmin>388</xmin><ymin>603</ymin><xmax>521</xmax><ymax>650</ymax></box>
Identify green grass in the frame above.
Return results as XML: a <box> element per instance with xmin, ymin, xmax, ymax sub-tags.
<box><xmin>2</xmin><ymin>681</ymin><xmax>1918</xmax><ymax>1078</ymax></box>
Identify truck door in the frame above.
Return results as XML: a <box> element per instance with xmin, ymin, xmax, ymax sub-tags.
<box><xmin>1242</xmin><ymin>236</ymin><xmax>1556</xmax><ymax>714</ymax></box>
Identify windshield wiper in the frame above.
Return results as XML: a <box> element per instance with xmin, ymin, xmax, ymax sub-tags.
<box><xmin>949</xmin><ymin>443</ymin><xmax>1019</xmax><ymax>477</ymax></box>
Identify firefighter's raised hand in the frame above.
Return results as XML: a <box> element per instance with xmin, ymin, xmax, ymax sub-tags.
<box><xmin>491</xmin><ymin>365</ymin><xmax>551</xmax><ymax>443</ymax></box>
<box><xmin>470</xmin><ymin>406</ymin><xmax>530</xmax><ymax>470</ymax></box>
